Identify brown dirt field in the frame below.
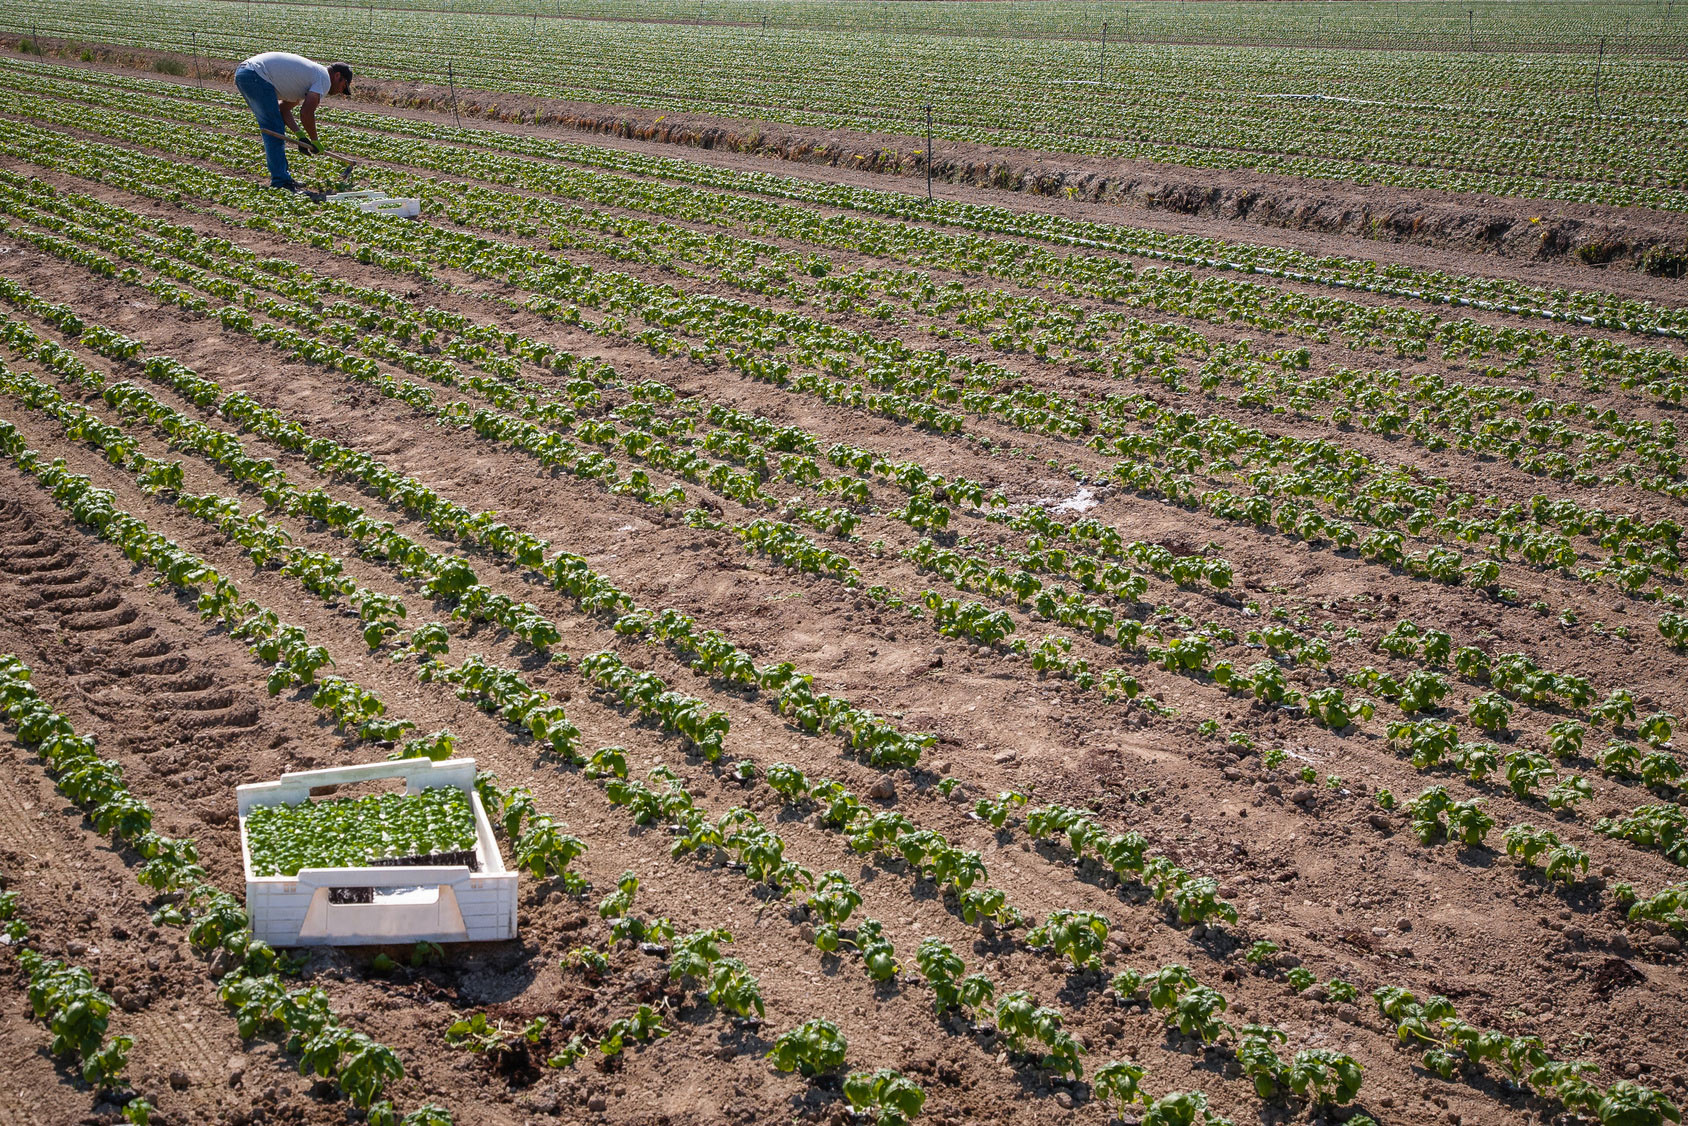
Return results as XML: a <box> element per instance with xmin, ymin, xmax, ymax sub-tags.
<box><xmin>0</xmin><ymin>47</ymin><xmax>1685</xmax><ymax>1126</ymax></box>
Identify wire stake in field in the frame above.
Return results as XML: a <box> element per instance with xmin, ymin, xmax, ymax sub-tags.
<box><xmin>191</xmin><ymin>30</ymin><xmax>202</xmax><ymax>90</ymax></box>
<box><xmin>447</xmin><ymin>59</ymin><xmax>461</xmax><ymax>129</ymax></box>
<box><xmin>1099</xmin><ymin>21</ymin><xmax>1107</xmax><ymax>85</ymax></box>
<box><xmin>1592</xmin><ymin>36</ymin><xmax>1606</xmax><ymax>114</ymax></box>
<box><xmin>925</xmin><ymin>101</ymin><xmax>933</xmax><ymax>202</ymax></box>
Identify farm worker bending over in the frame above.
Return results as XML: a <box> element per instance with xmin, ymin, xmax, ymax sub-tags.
<box><xmin>233</xmin><ymin>52</ymin><xmax>353</xmax><ymax>191</ymax></box>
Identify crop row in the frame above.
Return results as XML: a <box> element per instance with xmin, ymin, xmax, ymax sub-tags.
<box><xmin>16</xmin><ymin>90</ymin><xmax>1668</xmax><ymax>598</ymax></box>
<box><xmin>0</xmin><ymin>652</ymin><xmax>449</xmax><ymax>1123</ymax></box>
<box><xmin>0</xmin><ymin>304</ymin><xmax>1183</xmax><ymax>956</ymax></box>
<box><xmin>34</xmin><ymin>57</ymin><xmax>1688</xmax><ymax>389</ymax></box>
<box><xmin>0</xmin><ymin>191</ymin><xmax>1205</xmax><ymax>717</ymax></box>
<box><xmin>5</xmin><ymin>168</ymin><xmax>1668</xmax><ymax>741</ymax></box>
<box><xmin>7</xmin><ymin>176</ymin><xmax>1684</xmax><ymax>958</ymax></box>
<box><xmin>7</xmin><ymin>174</ymin><xmax>1685</xmax><ymax>906</ymax></box>
<box><xmin>3</xmin><ymin>39</ymin><xmax>1674</xmax><ymax>938</ymax></box>
<box><xmin>0</xmin><ymin>382</ymin><xmax>901</xmax><ymax>1117</ymax></box>
<box><xmin>12</xmin><ymin>260</ymin><xmax>1687</xmax><ymax>953</ymax></box>
<box><xmin>15</xmin><ymin>121</ymin><xmax>1688</xmax><ymax>888</ymax></box>
<box><xmin>10</xmin><ymin>0</ymin><xmax>1688</xmax><ymax>210</ymax></box>
<box><xmin>0</xmin><ymin>347</ymin><xmax>981</xmax><ymax>1119</ymax></box>
<box><xmin>0</xmin><ymin>414</ymin><xmax>838</xmax><ymax>1120</ymax></box>
<box><xmin>10</xmin><ymin>53</ymin><xmax>1688</xmax><ymax>346</ymax></box>
<box><xmin>8</xmin><ymin>39</ymin><xmax>1688</xmax><ymax>1125</ymax></box>
<box><xmin>0</xmin><ymin>312</ymin><xmax>1240</xmax><ymax>1125</ymax></box>
<box><xmin>0</xmin><ymin>266</ymin><xmax>1519</xmax><ymax>1126</ymax></box>
<box><xmin>0</xmin><ymin>197</ymin><xmax>1581</xmax><ymax>789</ymax></box>
<box><xmin>0</xmin><ymin>858</ymin><xmax>147</xmax><ymax>1120</ymax></box>
<box><xmin>8</xmin><ymin>103</ymin><xmax>1681</xmax><ymax>636</ymax></box>
<box><xmin>9</xmin><ymin>70</ymin><xmax>1688</xmax><ymax>1126</ymax></box>
<box><xmin>27</xmin><ymin>0</ymin><xmax>1688</xmax><ymax>51</ymax></box>
<box><xmin>13</xmin><ymin>59</ymin><xmax>1688</xmax><ymax>503</ymax></box>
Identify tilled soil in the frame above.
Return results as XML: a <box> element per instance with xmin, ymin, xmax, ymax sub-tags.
<box><xmin>0</xmin><ymin>54</ymin><xmax>1685</xmax><ymax>1126</ymax></box>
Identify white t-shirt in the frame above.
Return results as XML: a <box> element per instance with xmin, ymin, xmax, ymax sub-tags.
<box><xmin>243</xmin><ymin>52</ymin><xmax>331</xmax><ymax>103</ymax></box>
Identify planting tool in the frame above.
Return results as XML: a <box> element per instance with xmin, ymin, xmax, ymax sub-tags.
<box><xmin>259</xmin><ymin>127</ymin><xmax>358</xmax><ymax>187</ymax></box>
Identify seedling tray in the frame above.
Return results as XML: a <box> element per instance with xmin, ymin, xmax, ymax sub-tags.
<box><xmin>236</xmin><ymin>758</ymin><xmax>516</xmax><ymax>947</ymax></box>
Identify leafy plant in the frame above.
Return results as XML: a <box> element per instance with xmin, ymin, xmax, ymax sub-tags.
<box><xmin>1640</xmin><ymin>712</ymin><xmax>1676</xmax><ymax>748</ymax></box>
<box><xmin>19</xmin><ymin>948</ymin><xmax>130</xmax><ymax>1086</ymax></box>
<box><xmin>444</xmin><ymin>1012</ymin><xmax>512</xmax><ymax>1055</ymax></box>
<box><xmin>1139</xmin><ymin>1089</ymin><xmax>1233</xmax><ymax>1126</ymax></box>
<box><xmin>512</xmin><ymin>816</ymin><xmax>588</xmax><ymax>889</ymax></box>
<box><xmin>767</xmin><ymin>1018</ymin><xmax>848</xmax><ymax>1077</ymax></box>
<box><xmin>1547</xmin><ymin>721</ymin><xmax>1586</xmax><ymax>760</ymax></box>
<box><xmin>805</xmin><ymin>870</ymin><xmax>862</xmax><ymax>950</ymax></box>
<box><xmin>598</xmin><ymin>1004</ymin><xmax>667</xmax><ymax>1056</ymax></box>
<box><xmin>1026</xmin><ymin>908</ymin><xmax>1109</xmax><ymax>970</ymax></box>
<box><xmin>1406</xmin><ymin>786</ymin><xmax>1489</xmax><ymax>846</ymax></box>
<box><xmin>598</xmin><ymin>870</ymin><xmax>640</xmax><ymax>920</ymax></box>
<box><xmin>706</xmin><ymin>958</ymin><xmax>765</xmax><ymax>1020</ymax></box>
<box><xmin>1505</xmin><ymin>750</ymin><xmax>1555</xmax><ymax>799</ymax></box>
<box><xmin>1503</xmin><ymin>824</ymin><xmax>1589</xmax><ymax>884</ymax></box>
<box><xmin>1627</xmin><ymin>882</ymin><xmax>1688</xmax><ymax>932</ymax></box>
<box><xmin>561</xmin><ymin>949</ymin><xmax>607</xmax><ymax>987</ymax></box>
<box><xmin>1594</xmin><ymin>1081</ymin><xmax>1682</xmax><ymax>1126</ymax></box>
<box><xmin>854</xmin><ymin>918</ymin><xmax>901</xmax><ymax>982</ymax></box>
<box><xmin>1093</xmin><ymin>1059</ymin><xmax>1148</xmax><ymax>1115</ymax></box>
<box><xmin>915</xmin><ymin>937</ymin><xmax>994</xmax><ymax>1016</ymax></box>
<box><xmin>586</xmin><ymin>745</ymin><xmax>630</xmax><ymax>780</ymax></box>
<box><xmin>1469</xmin><ymin>691</ymin><xmax>1513</xmax><ymax>733</ymax></box>
<box><xmin>1326</xmin><ymin>979</ymin><xmax>1358</xmax><ymax>1003</ymax></box>
<box><xmin>993</xmin><ymin>990</ymin><xmax>1086</xmax><ymax>1078</ymax></box>
<box><xmin>1288</xmin><ymin>1048</ymin><xmax>1364</xmax><ymax>1103</ymax></box>
<box><xmin>973</xmin><ymin>789</ymin><xmax>1029</xmax><ymax>829</ymax></box>
<box><xmin>1547</xmin><ymin>775</ymin><xmax>1594</xmax><ymax>810</ymax></box>
<box><xmin>843</xmin><ymin>1068</ymin><xmax>926</xmax><ymax>1126</ymax></box>
<box><xmin>1306</xmin><ymin>686</ymin><xmax>1371</xmax><ymax>729</ymax></box>
<box><xmin>1237</xmin><ymin>1024</ymin><xmax>1292</xmax><ymax>1098</ymax></box>
<box><xmin>1597</xmin><ymin>805</ymin><xmax>1688</xmax><ymax>865</ymax></box>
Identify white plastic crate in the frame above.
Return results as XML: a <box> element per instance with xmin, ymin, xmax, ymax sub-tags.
<box><xmin>326</xmin><ymin>189</ymin><xmax>421</xmax><ymax>219</ymax></box>
<box><xmin>236</xmin><ymin>758</ymin><xmax>516</xmax><ymax>947</ymax></box>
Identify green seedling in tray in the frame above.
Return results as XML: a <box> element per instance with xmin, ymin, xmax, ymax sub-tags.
<box><xmin>246</xmin><ymin>787</ymin><xmax>478</xmax><ymax>877</ymax></box>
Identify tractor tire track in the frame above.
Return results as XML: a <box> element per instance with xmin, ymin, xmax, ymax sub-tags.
<box><xmin>0</xmin><ymin>486</ymin><xmax>376</xmax><ymax>1126</ymax></box>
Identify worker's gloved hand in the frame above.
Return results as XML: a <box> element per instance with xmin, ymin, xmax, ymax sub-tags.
<box><xmin>293</xmin><ymin>135</ymin><xmax>320</xmax><ymax>156</ymax></box>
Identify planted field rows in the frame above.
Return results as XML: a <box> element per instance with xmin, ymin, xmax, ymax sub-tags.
<box><xmin>0</xmin><ymin>47</ymin><xmax>1684</xmax><ymax>1126</ymax></box>
<box><xmin>8</xmin><ymin>0</ymin><xmax>1688</xmax><ymax>211</ymax></box>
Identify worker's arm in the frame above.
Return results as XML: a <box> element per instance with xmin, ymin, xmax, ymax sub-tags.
<box><xmin>277</xmin><ymin>95</ymin><xmax>323</xmax><ymax>151</ymax></box>
<box><xmin>298</xmin><ymin>92</ymin><xmax>323</xmax><ymax>146</ymax></box>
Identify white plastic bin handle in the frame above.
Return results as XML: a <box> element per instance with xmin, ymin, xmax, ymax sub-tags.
<box><xmin>293</xmin><ymin>866</ymin><xmax>473</xmax><ymax>890</ymax></box>
<box><xmin>236</xmin><ymin>758</ymin><xmax>477</xmax><ymax>815</ymax></box>
<box><xmin>276</xmin><ymin>758</ymin><xmax>476</xmax><ymax>788</ymax></box>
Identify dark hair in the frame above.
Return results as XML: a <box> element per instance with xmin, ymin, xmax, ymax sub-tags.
<box><xmin>328</xmin><ymin>62</ymin><xmax>353</xmax><ymax>92</ymax></box>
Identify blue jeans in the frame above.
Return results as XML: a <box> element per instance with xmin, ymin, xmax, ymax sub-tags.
<box><xmin>234</xmin><ymin>65</ymin><xmax>291</xmax><ymax>186</ymax></box>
